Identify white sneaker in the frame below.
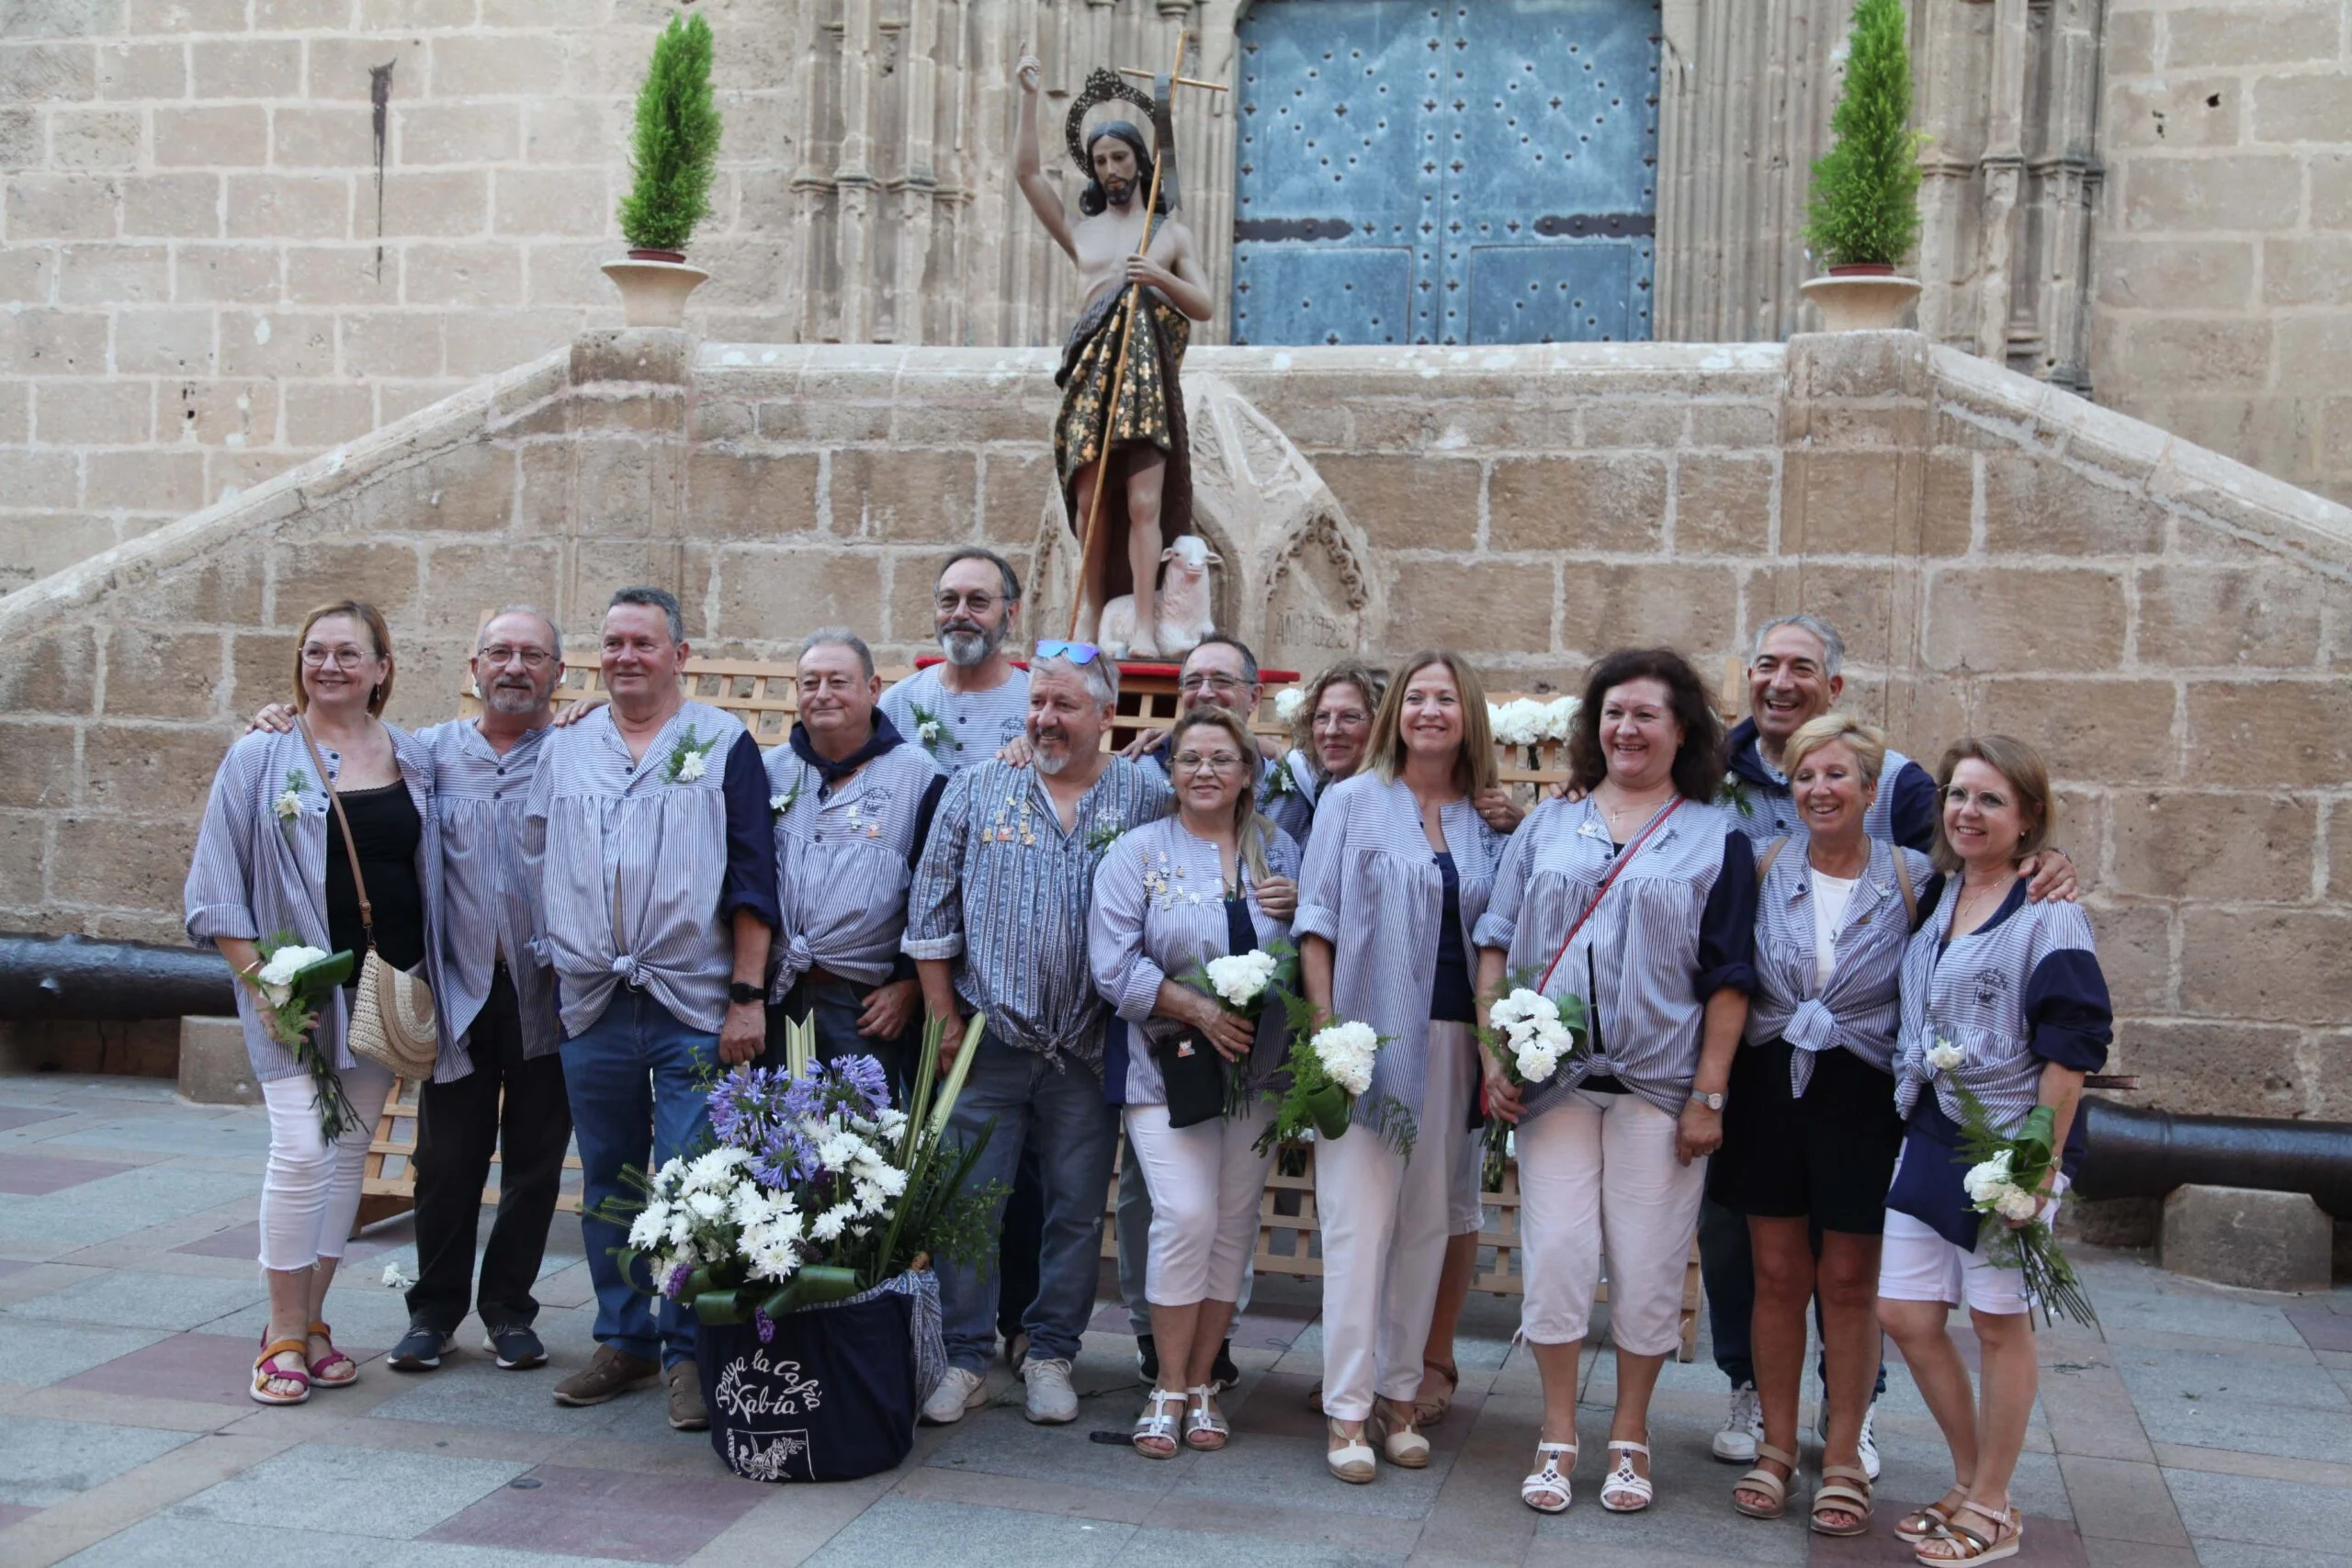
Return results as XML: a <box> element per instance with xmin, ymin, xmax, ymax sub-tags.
<box><xmin>1712</xmin><ymin>1382</ymin><xmax>1762</xmax><ymax>1463</ymax></box>
<box><xmin>921</xmin><ymin>1366</ymin><xmax>987</xmax><ymax>1426</ymax></box>
<box><xmin>1858</xmin><ymin>1401</ymin><xmax>1882</xmax><ymax>1482</ymax></box>
<box><xmin>1022</xmin><ymin>1356</ymin><xmax>1079</xmax><ymax>1425</ymax></box>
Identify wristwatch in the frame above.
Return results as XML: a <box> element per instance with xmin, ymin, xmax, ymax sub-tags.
<box><xmin>1691</xmin><ymin>1090</ymin><xmax>1725</xmax><ymax>1111</ymax></box>
<box><xmin>729</xmin><ymin>981</ymin><xmax>763</xmax><ymax>1006</ymax></box>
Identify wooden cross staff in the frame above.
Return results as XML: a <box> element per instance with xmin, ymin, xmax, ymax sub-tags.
<box><xmin>1068</xmin><ymin>29</ymin><xmax>1220</xmax><ymax>639</ymax></box>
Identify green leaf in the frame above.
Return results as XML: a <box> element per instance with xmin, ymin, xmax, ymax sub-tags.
<box><xmin>756</xmin><ymin>1265</ymin><xmax>863</xmax><ymax>1322</ymax></box>
<box><xmin>1802</xmin><ymin>0</ymin><xmax>1923</xmax><ymax>268</ymax></box>
<box><xmin>616</xmin><ymin>14</ymin><xmax>723</xmax><ymax>253</ymax></box>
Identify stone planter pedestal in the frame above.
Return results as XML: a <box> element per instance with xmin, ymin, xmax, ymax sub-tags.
<box><xmin>601</xmin><ymin>256</ymin><xmax>710</xmax><ymax>329</ymax></box>
<box><xmin>1799</xmin><ymin>273</ymin><xmax>1923</xmax><ymax>332</ymax></box>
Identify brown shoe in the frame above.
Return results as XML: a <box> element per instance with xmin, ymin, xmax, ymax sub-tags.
<box><xmin>667</xmin><ymin>1360</ymin><xmax>708</xmax><ymax>1431</ymax></box>
<box><xmin>551</xmin><ymin>1344</ymin><xmax>660</xmax><ymax>1407</ymax></box>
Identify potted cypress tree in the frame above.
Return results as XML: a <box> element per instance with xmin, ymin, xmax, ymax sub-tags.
<box><xmin>602</xmin><ymin>12</ymin><xmax>722</xmax><ymax>329</ymax></box>
<box><xmin>1798</xmin><ymin>0</ymin><xmax>1925</xmax><ymax>331</ymax></box>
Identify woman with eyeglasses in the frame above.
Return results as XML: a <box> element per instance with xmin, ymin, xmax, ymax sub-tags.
<box><xmin>1879</xmin><ymin>736</ymin><xmax>2109</xmax><ymax>1567</ymax></box>
<box><xmin>185</xmin><ymin>600</ymin><xmax>446</xmax><ymax>1407</ymax></box>
<box><xmin>1292</xmin><ymin>650</ymin><xmax>1510</xmax><ymax>1483</ymax></box>
<box><xmin>1089</xmin><ymin>706</ymin><xmax>1301</xmax><ymax>1459</ymax></box>
<box><xmin>1278</xmin><ymin>660</ymin><xmax>1388</xmax><ymax>816</ymax></box>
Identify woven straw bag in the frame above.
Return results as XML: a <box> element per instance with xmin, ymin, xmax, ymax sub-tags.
<box><xmin>297</xmin><ymin>717</ymin><xmax>439</xmax><ymax>1077</ymax></box>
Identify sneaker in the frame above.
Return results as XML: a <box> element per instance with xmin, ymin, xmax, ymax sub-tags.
<box><xmin>922</xmin><ymin>1366</ymin><xmax>988</xmax><ymax>1426</ymax></box>
<box><xmin>666</xmin><ymin>1360</ymin><xmax>707</xmax><ymax>1431</ymax></box>
<box><xmin>1712</xmin><ymin>1382</ymin><xmax>1762</xmax><ymax>1463</ymax></box>
<box><xmin>551</xmin><ymin>1344</ymin><xmax>661</xmax><ymax>1407</ymax></box>
<box><xmin>482</xmin><ymin>1323</ymin><xmax>548</xmax><ymax>1371</ymax></box>
<box><xmin>1858</xmin><ymin>1401</ymin><xmax>1882</xmax><ymax>1482</ymax></box>
<box><xmin>1209</xmin><ymin>1338</ymin><xmax>1240</xmax><ymax>1393</ymax></box>
<box><xmin>1136</xmin><ymin>1333</ymin><xmax>1159</xmax><ymax>1382</ymax></box>
<box><xmin>1022</xmin><ymin>1356</ymin><xmax>1080</xmax><ymax>1425</ymax></box>
<box><xmin>387</xmin><ymin>1325</ymin><xmax>452</xmax><ymax>1372</ymax></box>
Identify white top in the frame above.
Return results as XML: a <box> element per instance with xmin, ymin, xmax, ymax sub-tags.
<box><xmin>1809</xmin><ymin>868</ymin><xmax>1858</xmax><ymax>990</ymax></box>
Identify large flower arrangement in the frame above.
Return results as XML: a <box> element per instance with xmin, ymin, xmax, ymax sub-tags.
<box><xmin>612</xmin><ymin>1013</ymin><xmax>1001</xmax><ymax>1327</ymax></box>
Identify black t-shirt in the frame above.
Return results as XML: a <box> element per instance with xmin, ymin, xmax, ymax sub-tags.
<box><xmin>1430</xmin><ymin>851</ymin><xmax>1476</xmax><ymax>1023</ymax></box>
<box><xmin>323</xmin><ymin>782</ymin><xmax>428</xmax><ymax>974</ymax></box>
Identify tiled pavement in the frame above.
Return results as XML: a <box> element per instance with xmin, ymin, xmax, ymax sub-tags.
<box><xmin>2</xmin><ymin>1074</ymin><xmax>2347</xmax><ymax>1568</ymax></box>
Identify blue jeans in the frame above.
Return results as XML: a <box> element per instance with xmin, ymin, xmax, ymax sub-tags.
<box><xmin>938</xmin><ymin>1032</ymin><xmax>1119</xmax><ymax>1373</ymax></box>
<box><xmin>562</xmin><ymin>988</ymin><xmax>719</xmax><ymax>1370</ymax></box>
<box><xmin>763</xmin><ymin>976</ymin><xmax>921</xmax><ymax>1107</ymax></box>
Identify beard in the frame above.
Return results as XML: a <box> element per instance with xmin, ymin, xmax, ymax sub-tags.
<box><xmin>479</xmin><ymin>679</ymin><xmax>541</xmax><ymax>715</ymax></box>
<box><xmin>941</xmin><ymin>617</ymin><xmax>1004</xmax><ymax>668</ymax></box>
<box><xmin>1031</xmin><ymin>729</ymin><xmax>1072</xmax><ymax>774</ymax></box>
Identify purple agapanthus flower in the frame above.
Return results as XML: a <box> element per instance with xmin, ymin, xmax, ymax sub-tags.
<box><xmin>661</xmin><ymin>1260</ymin><xmax>694</xmax><ymax>1299</ymax></box>
<box><xmin>831</xmin><ymin>1054</ymin><xmax>890</xmax><ymax>1114</ymax></box>
<box><xmin>754</xmin><ymin>1307</ymin><xmax>775</xmax><ymax>1344</ymax></box>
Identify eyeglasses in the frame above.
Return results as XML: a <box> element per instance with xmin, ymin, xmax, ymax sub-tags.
<box><xmin>936</xmin><ymin>592</ymin><xmax>999</xmax><ymax>615</ymax></box>
<box><xmin>300</xmin><ymin>645</ymin><xmax>372</xmax><ymax>669</ymax></box>
<box><xmin>1312</xmin><ymin>708</ymin><xmax>1370</xmax><ymax>729</ymax></box>
<box><xmin>1178</xmin><ymin>672</ymin><xmax>1249</xmax><ymax>695</ymax></box>
<box><xmin>1033</xmin><ymin>639</ymin><xmax>1105</xmax><ymax>664</ymax></box>
<box><xmin>1172</xmin><ymin>751</ymin><xmax>1248</xmax><ymax>775</ymax></box>
<box><xmin>478</xmin><ymin>645</ymin><xmax>554</xmax><ymax>669</ymax></box>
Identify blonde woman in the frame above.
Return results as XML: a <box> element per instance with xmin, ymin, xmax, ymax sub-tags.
<box><xmin>1090</xmin><ymin>706</ymin><xmax>1302</xmax><ymax>1458</ymax></box>
<box><xmin>1882</xmin><ymin>737</ymin><xmax>2110</xmax><ymax>1566</ymax></box>
<box><xmin>1293</xmin><ymin>651</ymin><xmax>1510</xmax><ymax>1483</ymax></box>
<box><xmin>186</xmin><ymin>600</ymin><xmax>445</xmax><ymax>1405</ymax></box>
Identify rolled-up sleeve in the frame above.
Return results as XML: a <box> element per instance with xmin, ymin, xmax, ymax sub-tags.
<box><xmin>1473</xmin><ymin>804</ymin><xmax>1538</xmax><ymax>953</ymax></box>
<box><xmin>185</xmin><ymin>745</ymin><xmax>259</xmax><ymax>948</ymax></box>
<box><xmin>1290</xmin><ymin>786</ymin><xmax>1347</xmax><ymax>945</ymax></box>
<box><xmin>1088</xmin><ymin>848</ymin><xmax>1165</xmax><ymax>1025</ymax></box>
<box><xmin>901</xmin><ymin>765</ymin><xmax>973</xmax><ymax>962</ymax></box>
<box><xmin>718</xmin><ymin>730</ymin><xmax>781</xmax><ymax>930</ymax></box>
<box><xmin>1693</xmin><ymin>829</ymin><xmax>1759</xmax><ymax>998</ymax></box>
<box><xmin>2025</xmin><ymin>948</ymin><xmax>2112</xmax><ymax>1072</ymax></box>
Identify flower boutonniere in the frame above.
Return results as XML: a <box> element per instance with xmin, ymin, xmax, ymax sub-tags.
<box><xmin>770</xmin><ymin>766</ymin><xmax>806</xmax><ymax>822</ymax></box>
<box><xmin>1083</xmin><ymin>818</ymin><xmax>1124</xmax><ymax>853</ymax></box>
<box><xmin>275</xmin><ymin>770</ymin><xmax>308</xmax><ymax>840</ymax></box>
<box><xmin>1715</xmin><ymin>771</ymin><xmax>1755</xmax><ymax>816</ymax></box>
<box><xmin>1262</xmin><ymin>755</ymin><xmax>1297</xmax><ymax>802</ymax></box>
<box><xmin>665</xmin><ymin>728</ymin><xmax>717</xmax><ymax>784</ymax></box>
<box><xmin>907</xmin><ymin>700</ymin><xmax>947</xmax><ymax>753</ymax></box>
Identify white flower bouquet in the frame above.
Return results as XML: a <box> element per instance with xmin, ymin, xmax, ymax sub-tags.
<box><xmin>1479</xmin><ymin>983</ymin><xmax>1590</xmax><ymax>1089</ymax></box>
<box><xmin>1272</xmin><ymin>686</ymin><xmax>1307</xmax><ymax>724</ymax></box>
<box><xmin>1949</xmin><ymin>1078</ymin><xmax>2098</xmax><ymax>1328</ymax></box>
<box><xmin>1256</xmin><ymin>997</ymin><xmax>1416</xmax><ymax>1156</ymax></box>
<box><xmin>243</xmin><ymin>931</ymin><xmax>356</xmax><ymax>1139</ymax></box>
<box><xmin>1487</xmin><ymin>695</ymin><xmax>1580</xmax><ymax>749</ymax></box>
<box><xmin>1172</xmin><ymin>942</ymin><xmax>1298</xmax><ymax>1121</ymax></box>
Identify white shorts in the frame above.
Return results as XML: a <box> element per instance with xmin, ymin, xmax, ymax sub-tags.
<box><xmin>1878</xmin><ymin>1209</ymin><xmax>2033</xmax><ymax>1317</ymax></box>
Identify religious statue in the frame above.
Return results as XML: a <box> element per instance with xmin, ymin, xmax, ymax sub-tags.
<box><xmin>1014</xmin><ymin>50</ymin><xmax>1216</xmax><ymax>657</ymax></box>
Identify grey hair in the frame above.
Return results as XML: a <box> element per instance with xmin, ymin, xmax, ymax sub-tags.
<box><xmin>1753</xmin><ymin>613</ymin><xmax>1845</xmax><ymax>680</ymax></box>
<box><xmin>1185</xmin><ymin>633</ymin><xmax>1259</xmax><ymax>688</ymax></box>
<box><xmin>481</xmin><ymin>604</ymin><xmax>562</xmax><ymax>662</ymax></box>
<box><xmin>608</xmin><ymin>585</ymin><xmax>686</xmax><ymax>645</ymax></box>
<box><xmin>797</xmin><ymin>626</ymin><xmax>876</xmax><ymax>680</ymax></box>
<box><xmin>936</xmin><ymin>547</ymin><xmax>1023</xmax><ymax>604</ymax></box>
<box><xmin>1034</xmin><ymin>651</ymin><xmax>1119</xmax><ymax>709</ymax></box>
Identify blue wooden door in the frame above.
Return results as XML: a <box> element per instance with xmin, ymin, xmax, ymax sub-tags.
<box><xmin>1232</xmin><ymin>0</ymin><xmax>1659</xmax><ymax>346</ymax></box>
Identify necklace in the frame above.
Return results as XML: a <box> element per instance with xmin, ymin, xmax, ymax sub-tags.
<box><xmin>1599</xmin><ymin>782</ymin><xmax>1673</xmax><ymax>830</ymax></box>
<box><xmin>1956</xmin><ymin>868</ymin><xmax>2016</xmax><ymax>926</ymax></box>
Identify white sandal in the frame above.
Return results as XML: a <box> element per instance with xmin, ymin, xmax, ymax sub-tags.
<box><xmin>1600</xmin><ymin>1439</ymin><xmax>1655</xmax><ymax>1513</ymax></box>
<box><xmin>1183</xmin><ymin>1384</ymin><xmax>1228</xmax><ymax>1451</ymax></box>
<box><xmin>1327</xmin><ymin>1419</ymin><xmax>1375</xmax><ymax>1484</ymax></box>
<box><xmin>1373</xmin><ymin>1398</ymin><xmax>1430</xmax><ymax>1468</ymax></box>
<box><xmin>1131</xmin><ymin>1388</ymin><xmax>1182</xmax><ymax>1459</ymax></box>
<box><xmin>1521</xmin><ymin>1440</ymin><xmax>1576</xmax><ymax>1514</ymax></box>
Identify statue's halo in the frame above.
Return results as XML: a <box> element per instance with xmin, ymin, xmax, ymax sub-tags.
<box><xmin>1065</xmin><ymin>68</ymin><xmax>1158</xmax><ymax>176</ymax></box>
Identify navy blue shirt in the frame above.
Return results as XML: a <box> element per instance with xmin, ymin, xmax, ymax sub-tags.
<box><xmin>1430</xmin><ymin>852</ymin><xmax>1476</xmax><ymax>1022</ymax></box>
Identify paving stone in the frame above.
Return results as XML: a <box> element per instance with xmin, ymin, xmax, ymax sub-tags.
<box><xmin>368</xmin><ymin>1359</ymin><xmax>636</xmax><ymax>1435</ymax></box>
<box><xmin>0</xmin><ymin>1415</ymin><xmax>201</xmax><ymax>1508</ymax></box>
<box><xmin>421</xmin><ymin>1462</ymin><xmax>766</xmax><ymax>1563</ymax></box>
<box><xmin>60</xmin><ymin>1516</ymin><xmax>397</xmax><ymax>1567</ymax></box>
<box><xmin>0</xmin><ymin>1152</ymin><xmax>137</xmax><ymax>1195</ymax></box>
<box><xmin>2284</xmin><ymin>1309</ymin><xmax>2352</xmax><ymax>1354</ymax></box>
<box><xmin>0</xmin><ymin>1502</ymin><xmax>41</xmax><ymax>1529</ymax></box>
<box><xmin>2134</xmin><ymin>1393</ymin><xmax>2352</xmax><ymax>1465</ymax></box>
<box><xmin>52</xmin><ymin>1112</ymin><xmax>271</xmax><ymax>1160</ymax></box>
<box><xmin>0</xmin><ymin>1320</ymin><xmax>174</xmax><ymax>1386</ymax></box>
<box><xmin>2113</xmin><ymin>1348</ymin><xmax>2351</xmax><ymax>1416</ymax></box>
<box><xmin>2162</xmin><ymin>1466</ymin><xmax>2352</xmax><ymax>1554</ymax></box>
<box><xmin>173</xmin><ymin>1442</ymin><xmax>528</xmax><ymax>1540</ymax></box>
<box><xmin>8</xmin><ymin>1268</ymin><xmax>266</xmax><ymax>1332</ymax></box>
<box><xmin>1114</xmin><ymin>1525</ymin><xmax>1411</xmax><ymax>1566</ymax></box>
<box><xmin>924</xmin><ymin>1398</ymin><xmax>1197</xmax><ymax>1497</ymax></box>
<box><xmin>2055</xmin><ymin>1454</ymin><xmax>2189</xmax><ymax>1547</ymax></box>
<box><xmin>0</xmin><ymin>1104</ymin><xmax>72</xmax><ymax>1133</ymax></box>
<box><xmin>379</xmin><ymin>1543</ymin><xmax>650</xmax><ymax>1568</ymax></box>
<box><xmin>2093</xmin><ymin>1292</ymin><xmax>2305</xmax><ymax>1348</ymax></box>
<box><xmin>2187</xmin><ymin>1544</ymin><xmax>2352</xmax><ymax>1568</ymax></box>
<box><xmin>806</xmin><ymin>1496</ymin><xmax>1135</xmax><ymax>1568</ymax></box>
<box><xmin>0</xmin><ymin>1164</ymin><xmax>256</xmax><ymax>1250</ymax></box>
<box><xmin>172</xmin><ymin>1219</ymin><xmax>405</xmax><ymax>1263</ymax></box>
<box><xmin>60</xmin><ymin>1330</ymin><xmax>287</xmax><ymax>1408</ymax></box>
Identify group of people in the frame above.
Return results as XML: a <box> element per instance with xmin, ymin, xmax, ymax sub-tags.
<box><xmin>186</xmin><ymin>550</ymin><xmax>2109</xmax><ymax>1566</ymax></box>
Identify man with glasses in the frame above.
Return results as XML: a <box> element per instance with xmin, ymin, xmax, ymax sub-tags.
<box><xmin>904</xmin><ymin>644</ymin><xmax>1172</xmax><ymax>1426</ymax></box>
<box><xmin>763</xmin><ymin>628</ymin><xmax>947</xmax><ymax>1098</ymax></box>
<box><xmin>880</xmin><ymin>548</ymin><xmax>1032</xmax><ymax>773</ymax></box>
<box><xmin>246</xmin><ymin>607</ymin><xmax>576</xmax><ymax>1379</ymax></box>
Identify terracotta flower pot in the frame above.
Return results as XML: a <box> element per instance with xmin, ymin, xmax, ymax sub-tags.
<box><xmin>601</xmin><ymin>254</ymin><xmax>711</xmax><ymax>329</ymax></box>
<box><xmin>1799</xmin><ymin>271</ymin><xmax>1923</xmax><ymax>331</ymax></box>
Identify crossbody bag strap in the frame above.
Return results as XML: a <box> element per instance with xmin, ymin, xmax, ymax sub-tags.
<box><xmin>1535</xmin><ymin>795</ymin><xmax>1683</xmax><ymax>995</ymax></box>
<box><xmin>1892</xmin><ymin>844</ymin><xmax>1919</xmax><ymax>929</ymax></box>
<box><xmin>294</xmin><ymin>716</ymin><xmax>375</xmax><ymax>946</ymax></box>
<box><xmin>1758</xmin><ymin>835</ymin><xmax>1791</xmax><ymax>884</ymax></box>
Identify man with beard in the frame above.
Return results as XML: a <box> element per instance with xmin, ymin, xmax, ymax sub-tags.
<box><xmin>903</xmin><ymin>647</ymin><xmax>1171</xmax><ymax>1426</ymax></box>
<box><xmin>247</xmin><ymin>608</ymin><xmax>575</xmax><ymax>1377</ymax></box>
<box><xmin>880</xmin><ymin>548</ymin><xmax>1032</xmax><ymax>773</ymax></box>
<box><xmin>1015</xmin><ymin>51</ymin><xmax>1214</xmax><ymax>656</ymax></box>
<box><xmin>763</xmin><ymin>628</ymin><xmax>946</xmax><ymax>1098</ymax></box>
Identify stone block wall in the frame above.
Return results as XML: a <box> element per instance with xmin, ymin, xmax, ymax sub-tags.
<box><xmin>1</xmin><ymin>326</ymin><xmax>2346</xmax><ymax>1119</ymax></box>
<box><xmin>2095</xmin><ymin>0</ymin><xmax>2352</xmax><ymax>505</ymax></box>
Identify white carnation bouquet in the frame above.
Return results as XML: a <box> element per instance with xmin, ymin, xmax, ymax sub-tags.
<box><xmin>243</xmin><ymin>931</ymin><xmax>356</xmax><ymax>1140</ymax></box>
<box><xmin>1947</xmin><ymin>1071</ymin><xmax>2098</xmax><ymax>1328</ymax></box>
<box><xmin>1487</xmin><ymin>695</ymin><xmax>1580</xmax><ymax>749</ymax></box>
<box><xmin>1177</xmin><ymin>941</ymin><xmax>1297</xmax><ymax>1118</ymax></box>
<box><xmin>1256</xmin><ymin>995</ymin><xmax>1416</xmax><ymax>1156</ymax></box>
<box><xmin>1480</xmin><ymin>983</ymin><xmax>1589</xmax><ymax>1089</ymax></box>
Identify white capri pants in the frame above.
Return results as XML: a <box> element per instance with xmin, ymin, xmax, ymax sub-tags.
<box><xmin>1315</xmin><ymin>1021</ymin><xmax>1476</xmax><ymax>1422</ymax></box>
<box><xmin>258</xmin><ymin>1059</ymin><xmax>394</xmax><ymax>1273</ymax></box>
<box><xmin>1124</xmin><ymin>1100</ymin><xmax>1276</xmax><ymax>1308</ymax></box>
<box><xmin>1516</xmin><ymin>1087</ymin><xmax>1707</xmax><ymax>1358</ymax></box>
<box><xmin>1450</xmin><ymin>1111</ymin><xmax>1486</xmax><ymax>1236</ymax></box>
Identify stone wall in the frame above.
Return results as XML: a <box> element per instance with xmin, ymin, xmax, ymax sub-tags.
<box><xmin>1</xmin><ymin>326</ymin><xmax>2346</xmax><ymax>1119</ymax></box>
<box><xmin>2092</xmin><ymin>0</ymin><xmax>2352</xmax><ymax>507</ymax></box>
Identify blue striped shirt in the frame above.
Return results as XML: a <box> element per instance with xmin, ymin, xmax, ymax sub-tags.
<box><xmin>903</xmin><ymin>756</ymin><xmax>1172</xmax><ymax>1070</ymax></box>
<box><xmin>524</xmin><ymin>701</ymin><xmax>778</xmax><ymax>1037</ymax></box>
<box><xmin>1292</xmin><ymin>773</ymin><xmax>1510</xmax><ymax>1129</ymax></box>
<box><xmin>1747</xmin><ymin>835</ymin><xmax>1932</xmax><ymax>1094</ymax></box>
<box><xmin>1474</xmin><ymin>795</ymin><xmax>1757</xmax><ymax>1120</ymax></box>
<box><xmin>1088</xmin><ymin>815</ymin><xmax>1304</xmax><ymax>1104</ymax></box>
<box><xmin>763</xmin><ymin>736</ymin><xmax>944</xmax><ymax>995</ymax></box>
<box><xmin>415</xmin><ymin>720</ymin><xmax>560</xmax><ymax>1066</ymax></box>
<box><xmin>879</xmin><ymin>664</ymin><xmax>1032</xmax><ymax>773</ymax></box>
<box><xmin>184</xmin><ymin>724</ymin><xmax>452</xmax><ymax>1083</ymax></box>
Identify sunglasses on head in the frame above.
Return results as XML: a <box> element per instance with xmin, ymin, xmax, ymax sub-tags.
<box><xmin>1033</xmin><ymin>639</ymin><xmax>1106</xmax><ymax>665</ymax></box>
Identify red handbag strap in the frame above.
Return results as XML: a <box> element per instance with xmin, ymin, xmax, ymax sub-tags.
<box><xmin>1534</xmin><ymin>795</ymin><xmax>1684</xmax><ymax>995</ymax></box>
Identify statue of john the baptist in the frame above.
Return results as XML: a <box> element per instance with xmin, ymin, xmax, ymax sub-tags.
<box><xmin>1014</xmin><ymin>51</ymin><xmax>1215</xmax><ymax>657</ymax></box>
